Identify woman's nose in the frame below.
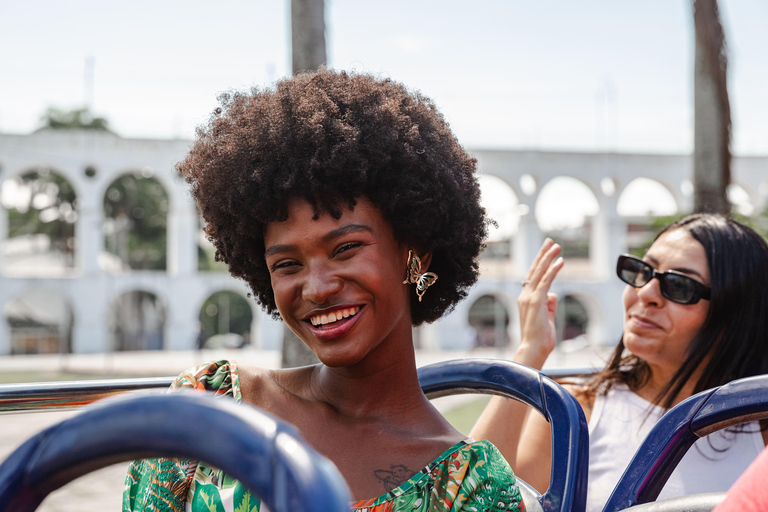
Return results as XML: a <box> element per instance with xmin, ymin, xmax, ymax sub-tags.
<box><xmin>636</xmin><ymin>276</ymin><xmax>663</xmax><ymax>306</ymax></box>
<box><xmin>301</xmin><ymin>263</ymin><xmax>342</xmax><ymax>304</ymax></box>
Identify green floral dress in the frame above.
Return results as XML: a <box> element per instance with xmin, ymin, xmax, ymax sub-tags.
<box><xmin>123</xmin><ymin>360</ymin><xmax>526</xmax><ymax>512</ymax></box>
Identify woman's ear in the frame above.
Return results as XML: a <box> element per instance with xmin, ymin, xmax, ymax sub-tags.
<box><xmin>418</xmin><ymin>251</ymin><xmax>433</xmax><ymax>272</ymax></box>
<box><xmin>402</xmin><ymin>247</ymin><xmax>433</xmax><ymax>275</ymax></box>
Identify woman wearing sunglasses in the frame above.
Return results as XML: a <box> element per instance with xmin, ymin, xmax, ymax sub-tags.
<box><xmin>472</xmin><ymin>214</ymin><xmax>768</xmax><ymax>512</ymax></box>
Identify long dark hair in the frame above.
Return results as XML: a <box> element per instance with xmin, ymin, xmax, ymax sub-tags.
<box><xmin>589</xmin><ymin>214</ymin><xmax>768</xmax><ymax>408</ymax></box>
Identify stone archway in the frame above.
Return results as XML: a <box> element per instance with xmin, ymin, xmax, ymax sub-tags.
<box><xmin>536</xmin><ymin>177</ymin><xmax>600</xmax><ymax>276</ymax></box>
<box><xmin>478</xmin><ymin>173</ymin><xmax>520</xmax><ymax>260</ymax></box>
<box><xmin>102</xmin><ymin>171</ymin><xmax>169</xmax><ymax>272</ymax></box>
<box><xmin>1</xmin><ymin>168</ymin><xmax>78</xmax><ymax>277</ymax></box>
<box><xmin>617</xmin><ymin>177</ymin><xmax>679</xmax><ymax>254</ymax></box>
<box><xmin>197</xmin><ymin>290</ymin><xmax>254</xmax><ymax>348</ymax></box>
<box><xmin>555</xmin><ymin>294</ymin><xmax>589</xmax><ymax>344</ymax></box>
<box><xmin>4</xmin><ymin>288</ymin><xmax>74</xmax><ymax>354</ymax></box>
<box><xmin>108</xmin><ymin>290</ymin><xmax>166</xmax><ymax>351</ymax></box>
<box><xmin>467</xmin><ymin>294</ymin><xmax>511</xmax><ymax>349</ymax></box>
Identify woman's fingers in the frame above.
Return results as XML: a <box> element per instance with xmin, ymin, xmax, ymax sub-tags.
<box><xmin>518</xmin><ymin>242</ymin><xmax>564</xmax><ymax>362</ymax></box>
<box><xmin>540</xmin><ymin>256</ymin><xmax>564</xmax><ymax>290</ymax></box>
<box><xmin>524</xmin><ymin>239</ymin><xmax>554</xmax><ymax>283</ymax></box>
<box><xmin>525</xmin><ymin>239</ymin><xmax>562</xmax><ymax>292</ymax></box>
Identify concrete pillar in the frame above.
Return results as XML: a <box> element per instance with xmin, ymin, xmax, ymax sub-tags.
<box><xmin>71</xmin><ymin>278</ymin><xmax>109</xmax><ymax>353</ymax></box>
<box><xmin>75</xmin><ymin>181</ymin><xmax>103</xmax><ymax>276</ymax></box>
<box><xmin>258</xmin><ymin>313</ymin><xmax>284</xmax><ymax>351</ymax></box>
<box><xmin>163</xmin><ymin>290</ymin><xmax>200</xmax><ymax>350</ymax></box>
<box><xmin>166</xmin><ymin>282</ymin><xmax>199</xmax><ymax>350</ymax></box>
<box><xmin>513</xmin><ymin>197</ymin><xmax>544</xmax><ymax>278</ymax></box>
<box><xmin>77</xmin><ymin>208</ymin><xmax>102</xmax><ymax>276</ymax></box>
<box><xmin>168</xmin><ymin>205</ymin><xmax>197</xmax><ymax>276</ymax></box>
<box><xmin>0</xmin><ymin>292</ymin><xmax>7</xmax><ymax>366</ymax></box>
<box><xmin>0</xmin><ymin>207</ymin><xmax>9</xmax><ymax>354</ymax></box>
<box><xmin>249</xmin><ymin>308</ymin><xmax>259</xmax><ymax>348</ymax></box>
<box><xmin>0</xmin><ymin>206</ymin><xmax>7</xmax><ymax>274</ymax></box>
<box><xmin>591</xmin><ymin>192</ymin><xmax>626</xmax><ymax>279</ymax></box>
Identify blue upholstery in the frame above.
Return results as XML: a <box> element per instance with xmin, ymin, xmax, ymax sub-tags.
<box><xmin>418</xmin><ymin>358</ymin><xmax>589</xmax><ymax>512</ymax></box>
<box><xmin>603</xmin><ymin>374</ymin><xmax>768</xmax><ymax>512</ymax></box>
<box><xmin>0</xmin><ymin>392</ymin><xmax>351</xmax><ymax>512</ymax></box>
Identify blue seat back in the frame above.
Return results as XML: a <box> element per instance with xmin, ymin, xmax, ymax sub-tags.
<box><xmin>603</xmin><ymin>374</ymin><xmax>768</xmax><ymax>512</ymax></box>
<box><xmin>418</xmin><ymin>358</ymin><xmax>589</xmax><ymax>512</ymax></box>
<box><xmin>0</xmin><ymin>392</ymin><xmax>351</xmax><ymax>512</ymax></box>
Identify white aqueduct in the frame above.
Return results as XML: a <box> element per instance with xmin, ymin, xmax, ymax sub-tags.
<box><xmin>0</xmin><ymin>130</ymin><xmax>766</xmax><ymax>356</ymax></box>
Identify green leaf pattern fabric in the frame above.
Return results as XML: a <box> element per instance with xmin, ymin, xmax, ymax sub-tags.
<box><xmin>123</xmin><ymin>360</ymin><xmax>525</xmax><ymax>512</ymax></box>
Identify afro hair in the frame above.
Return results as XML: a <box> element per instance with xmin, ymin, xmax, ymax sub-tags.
<box><xmin>178</xmin><ymin>68</ymin><xmax>489</xmax><ymax>325</ymax></box>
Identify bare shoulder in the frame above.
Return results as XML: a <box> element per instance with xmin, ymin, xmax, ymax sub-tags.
<box><xmin>236</xmin><ymin>363</ymin><xmax>313</xmax><ymax>410</ymax></box>
<box><xmin>560</xmin><ymin>381</ymin><xmax>594</xmax><ymax>422</ymax></box>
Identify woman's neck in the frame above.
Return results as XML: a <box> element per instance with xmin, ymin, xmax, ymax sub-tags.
<box><xmin>636</xmin><ymin>362</ymin><xmax>704</xmax><ymax>407</ymax></box>
<box><xmin>308</xmin><ymin>342</ymin><xmax>429</xmax><ymax>420</ymax></box>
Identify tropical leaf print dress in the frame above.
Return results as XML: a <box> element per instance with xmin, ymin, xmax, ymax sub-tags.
<box><xmin>123</xmin><ymin>360</ymin><xmax>526</xmax><ymax>512</ymax></box>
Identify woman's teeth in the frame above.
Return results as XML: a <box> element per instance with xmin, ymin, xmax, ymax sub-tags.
<box><xmin>310</xmin><ymin>307</ymin><xmax>360</xmax><ymax>327</ymax></box>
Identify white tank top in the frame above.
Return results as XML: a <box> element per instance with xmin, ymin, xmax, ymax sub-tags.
<box><xmin>586</xmin><ymin>383</ymin><xmax>764</xmax><ymax>512</ymax></box>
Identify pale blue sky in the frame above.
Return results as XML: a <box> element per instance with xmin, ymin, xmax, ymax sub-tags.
<box><xmin>1</xmin><ymin>0</ymin><xmax>766</xmax><ymax>155</ymax></box>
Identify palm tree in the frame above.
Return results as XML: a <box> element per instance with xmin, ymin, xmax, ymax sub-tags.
<box><xmin>692</xmin><ymin>0</ymin><xmax>730</xmax><ymax>214</ymax></box>
<box><xmin>281</xmin><ymin>0</ymin><xmax>327</xmax><ymax>368</ymax></box>
<box><xmin>291</xmin><ymin>0</ymin><xmax>326</xmax><ymax>74</ymax></box>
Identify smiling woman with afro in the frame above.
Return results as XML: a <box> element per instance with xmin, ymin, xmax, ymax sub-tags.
<box><xmin>124</xmin><ymin>69</ymin><xmax>526</xmax><ymax>512</ymax></box>
<box><xmin>178</xmin><ymin>68</ymin><xmax>489</xmax><ymax>326</ymax></box>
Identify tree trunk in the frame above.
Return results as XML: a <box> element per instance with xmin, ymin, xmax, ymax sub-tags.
<box><xmin>692</xmin><ymin>0</ymin><xmax>731</xmax><ymax>214</ymax></box>
<box><xmin>291</xmin><ymin>0</ymin><xmax>326</xmax><ymax>74</ymax></box>
<box><xmin>281</xmin><ymin>0</ymin><xmax>327</xmax><ymax>368</ymax></box>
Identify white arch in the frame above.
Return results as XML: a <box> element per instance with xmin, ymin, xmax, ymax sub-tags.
<box><xmin>4</xmin><ymin>287</ymin><xmax>75</xmax><ymax>354</ymax></box>
<box><xmin>1</xmin><ymin>164</ymin><xmax>84</xmax><ymax>201</ymax></box>
<box><xmin>535</xmin><ymin>176</ymin><xmax>600</xmax><ymax>231</ymax></box>
<box><xmin>478</xmin><ymin>173</ymin><xmax>521</xmax><ymax>241</ymax></box>
<box><xmin>107</xmin><ymin>288</ymin><xmax>168</xmax><ymax>351</ymax></box>
<box><xmin>617</xmin><ymin>177</ymin><xmax>678</xmax><ymax>217</ymax></box>
<box><xmin>98</xmin><ymin>168</ymin><xmax>174</xmax><ymax>210</ymax></box>
<box><xmin>1</xmin><ymin>166</ymin><xmax>82</xmax><ymax>213</ymax></box>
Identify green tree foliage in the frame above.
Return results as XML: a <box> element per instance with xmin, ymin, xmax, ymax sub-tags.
<box><xmin>630</xmin><ymin>207</ymin><xmax>768</xmax><ymax>259</ymax></box>
<box><xmin>39</xmin><ymin>107</ymin><xmax>110</xmax><ymax>131</ymax></box>
<box><xmin>197</xmin><ymin>215</ymin><xmax>228</xmax><ymax>272</ymax></box>
<box><xmin>198</xmin><ymin>291</ymin><xmax>254</xmax><ymax>345</ymax></box>
<box><xmin>5</xmin><ymin>170</ymin><xmax>78</xmax><ymax>262</ymax></box>
<box><xmin>103</xmin><ymin>173</ymin><xmax>168</xmax><ymax>270</ymax></box>
<box><xmin>555</xmin><ymin>295</ymin><xmax>589</xmax><ymax>342</ymax></box>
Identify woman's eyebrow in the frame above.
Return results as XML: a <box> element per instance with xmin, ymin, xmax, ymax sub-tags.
<box><xmin>645</xmin><ymin>255</ymin><xmax>706</xmax><ymax>280</ymax></box>
<box><xmin>264</xmin><ymin>244</ymin><xmax>294</xmax><ymax>258</ymax></box>
<box><xmin>321</xmin><ymin>224</ymin><xmax>372</xmax><ymax>243</ymax></box>
<box><xmin>264</xmin><ymin>224</ymin><xmax>373</xmax><ymax>258</ymax></box>
<box><xmin>673</xmin><ymin>267</ymin><xmax>706</xmax><ymax>280</ymax></box>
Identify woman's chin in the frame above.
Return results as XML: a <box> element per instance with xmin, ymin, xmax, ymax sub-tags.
<box><xmin>623</xmin><ymin>335</ymin><xmax>660</xmax><ymax>361</ymax></box>
<box><xmin>313</xmin><ymin>346</ymin><xmax>367</xmax><ymax>369</ymax></box>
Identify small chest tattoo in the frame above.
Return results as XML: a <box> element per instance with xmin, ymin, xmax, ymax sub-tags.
<box><xmin>373</xmin><ymin>464</ymin><xmax>414</xmax><ymax>492</ymax></box>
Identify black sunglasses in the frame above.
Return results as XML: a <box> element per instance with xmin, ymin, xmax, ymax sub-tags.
<box><xmin>616</xmin><ymin>254</ymin><xmax>711</xmax><ymax>305</ymax></box>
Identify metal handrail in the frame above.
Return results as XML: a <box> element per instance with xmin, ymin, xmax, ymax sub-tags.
<box><xmin>0</xmin><ymin>377</ymin><xmax>175</xmax><ymax>413</ymax></box>
<box><xmin>0</xmin><ymin>367</ymin><xmax>596</xmax><ymax>414</ymax></box>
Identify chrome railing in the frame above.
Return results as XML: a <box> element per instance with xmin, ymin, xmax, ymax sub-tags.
<box><xmin>0</xmin><ymin>367</ymin><xmax>595</xmax><ymax>414</ymax></box>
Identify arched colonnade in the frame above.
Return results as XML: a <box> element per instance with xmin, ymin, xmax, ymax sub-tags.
<box><xmin>1</xmin><ymin>132</ymin><xmax>766</xmax><ymax>354</ymax></box>
<box><xmin>0</xmin><ymin>130</ymin><xmax>283</xmax><ymax>355</ymax></box>
<box><xmin>430</xmin><ymin>150</ymin><xmax>768</xmax><ymax>351</ymax></box>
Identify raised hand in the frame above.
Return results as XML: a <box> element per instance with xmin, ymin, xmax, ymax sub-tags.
<box><xmin>515</xmin><ymin>238</ymin><xmax>564</xmax><ymax>370</ymax></box>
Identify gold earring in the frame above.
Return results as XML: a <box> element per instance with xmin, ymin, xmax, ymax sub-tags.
<box><xmin>403</xmin><ymin>250</ymin><xmax>438</xmax><ymax>302</ymax></box>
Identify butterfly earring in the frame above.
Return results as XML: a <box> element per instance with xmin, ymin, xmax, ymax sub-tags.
<box><xmin>402</xmin><ymin>250</ymin><xmax>438</xmax><ymax>302</ymax></box>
